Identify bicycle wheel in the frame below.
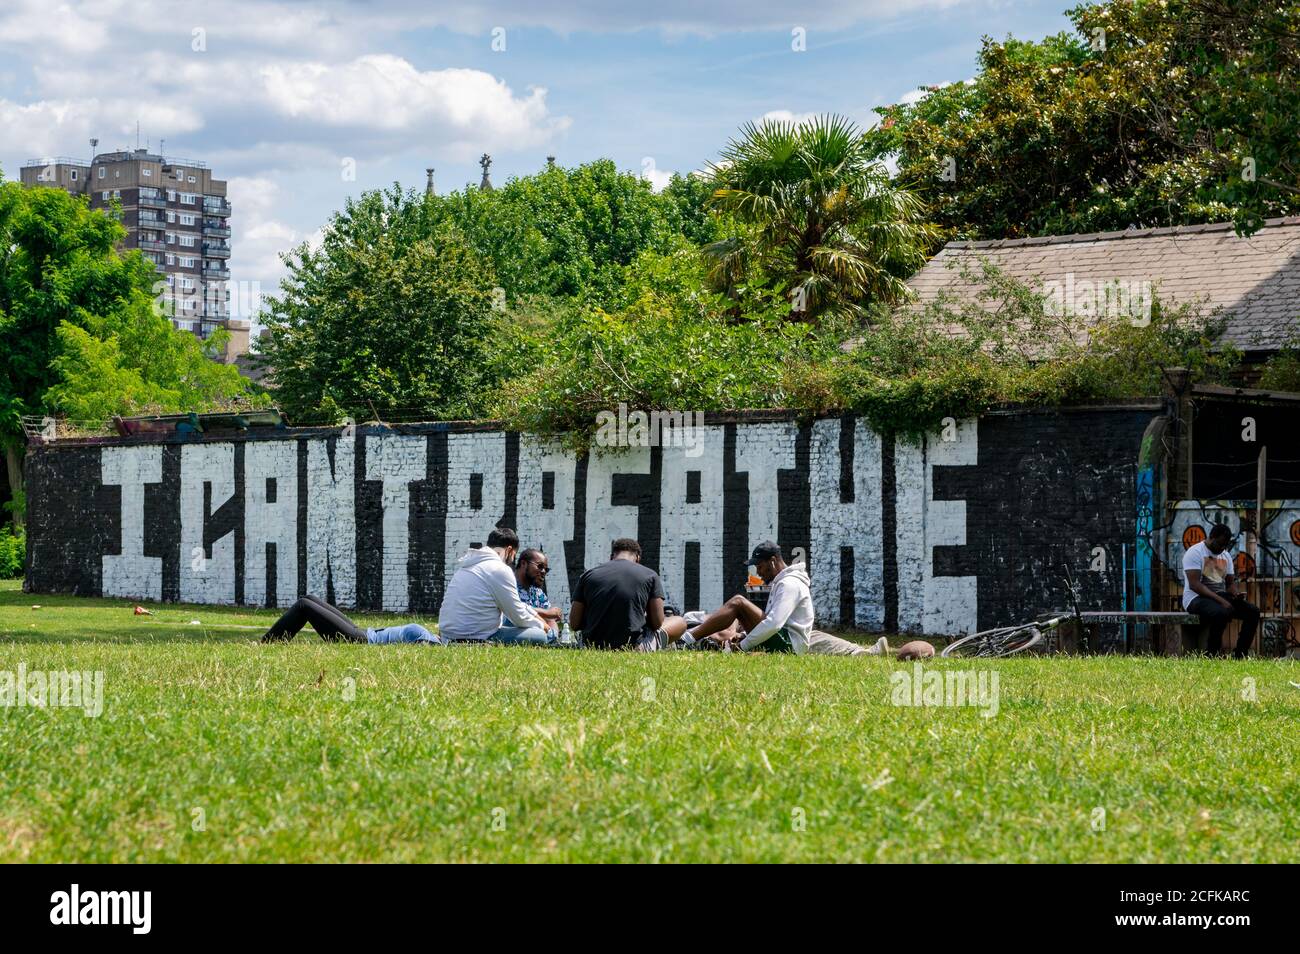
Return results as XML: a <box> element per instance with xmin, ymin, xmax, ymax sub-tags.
<box><xmin>941</xmin><ymin>625</ymin><xmax>1022</xmax><ymax>658</ymax></box>
<box><xmin>997</xmin><ymin>626</ymin><xmax>1043</xmax><ymax>656</ymax></box>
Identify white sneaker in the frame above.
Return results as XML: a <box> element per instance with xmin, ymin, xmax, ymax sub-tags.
<box><xmin>867</xmin><ymin>636</ymin><xmax>890</xmax><ymax>656</ymax></box>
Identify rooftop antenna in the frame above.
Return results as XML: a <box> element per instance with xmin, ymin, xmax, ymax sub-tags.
<box><xmin>159</xmin><ymin>138</ymin><xmax>165</xmax><ymax>157</ymax></box>
<box><xmin>135</xmin><ymin>120</ymin><xmax>140</xmax><ymax>150</ymax></box>
<box><xmin>89</xmin><ymin>138</ymin><xmax>98</xmax><ymax>163</ymax></box>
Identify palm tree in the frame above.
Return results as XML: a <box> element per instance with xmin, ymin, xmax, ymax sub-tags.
<box><xmin>704</xmin><ymin>114</ymin><xmax>936</xmax><ymax>323</ymax></box>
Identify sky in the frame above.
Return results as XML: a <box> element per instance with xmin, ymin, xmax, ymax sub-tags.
<box><xmin>0</xmin><ymin>0</ymin><xmax>1077</xmax><ymax>303</ymax></box>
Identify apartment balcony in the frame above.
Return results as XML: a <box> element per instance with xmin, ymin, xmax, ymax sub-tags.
<box><xmin>138</xmin><ymin>213</ymin><xmax>165</xmax><ymax>227</ymax></box>
<box><xmin>202</xmin><ymin>242</ymin><xmax>232</xmax><ymax>259</ymax></box>
<box><xmin>203</xmin><ymin>198</ymin><xmax>232</xmax><ymax>216</ymax></box>
<box><xmin>138</xmin><ymin>194</ymin><xmax>167</xmax><ymax>209</ymax></box>
<box><xmin>138</xmin><ymin>238</ymin><xmax>167</xmax><ymax>252</ymax></box>
<box><xmin>203</xmin><ymin>266</ymin><xmax>232</xmax><ymax>280</ymax></box>
<box><xmin>201</xmin><ymin>220</ymin><xmax>232</xmax><ymax>238</ymax></box>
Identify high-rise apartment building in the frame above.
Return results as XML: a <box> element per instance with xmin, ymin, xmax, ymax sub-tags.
<box><xmin>20</xmin><ymin>149</ymin><xmax>247</xmax><ymax>360</ymax></box>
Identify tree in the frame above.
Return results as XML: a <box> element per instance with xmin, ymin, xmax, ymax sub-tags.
<box><xmin>256</xmin><ymin>214</ymin><xmax>502</xmax><ymax>423</ymax></box>
<box><xmin>0</xmin><ymin>177</ymin><xmax>256</xmax><ymax>529</ymax></box>
<box><xmin>432</xmin><ymin>159</ymin><xmax>683</xmax><ymax>305</ymax></box>
<box><xmin>872</xmin><ymin>0</ymin><xmax>1300</xmax><ymax>241</ymax></box>
<box><xmin>703</xmin><ymin>114</ymin><xmax>936</xmax><ymax>323</ymax></box>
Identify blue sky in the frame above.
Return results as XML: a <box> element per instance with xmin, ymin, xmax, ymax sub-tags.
<box><xmin>0</xmin><ymin>0</ymin><xmax>1077</xmax><ymax>296</ymax></box>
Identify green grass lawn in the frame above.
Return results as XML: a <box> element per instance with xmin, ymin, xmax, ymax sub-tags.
<box><xmin>1</xmin><ymin>578</ymin><xmax>1298</xmax><ymax>862</ymax></box>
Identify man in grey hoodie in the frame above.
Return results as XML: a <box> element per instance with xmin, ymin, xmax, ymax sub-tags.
<box><xmin>686</xmin><ymin>541</ymin><xmax>814</xmax><ymax>653</ymax></box>
<box><xmin>438</xmin><ymin>527</ymin><xmax>552</xmax><ymax>645</ymax></box>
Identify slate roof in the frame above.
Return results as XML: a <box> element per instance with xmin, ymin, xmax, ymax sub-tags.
<box><xmin>906</xmin><ymin>217</ymin><xmax>1300</xmax><ymax>353</ymax></box>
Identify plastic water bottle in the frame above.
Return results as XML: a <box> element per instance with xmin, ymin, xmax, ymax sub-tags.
<box><xmin>560</xmin><ymin>623</ymin><xmax>575</xmax><ymax>646</ymax></box>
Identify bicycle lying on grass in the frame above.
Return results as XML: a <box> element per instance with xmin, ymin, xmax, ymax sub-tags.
<box><xmin>940</xmin><ymin>566</ymin><xmax>1085</xmax><ymax>658</ymax></box>
<box><xmin>940</xmin><ymin>615</ymin><xmax>1065</xmax><ymax>657</ymax></box>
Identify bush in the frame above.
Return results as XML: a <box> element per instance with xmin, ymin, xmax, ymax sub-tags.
<box><xmin>0</xmin><ymin>528</ymin><xmax>25</xmax><ymax>579</ymax></box>
<box><xmin>1258</xmin><ymin>342</ymin><xmax>1300</xmax><ymax>393</ymax></box>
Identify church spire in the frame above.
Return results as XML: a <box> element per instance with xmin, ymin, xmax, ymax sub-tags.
<box><xmin>478</xmin><ymin>154</ymin><xmax>494</xmax><ymax>191</ymax></box>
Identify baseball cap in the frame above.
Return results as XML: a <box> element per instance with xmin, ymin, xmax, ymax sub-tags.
<box><xmin>747</xmin><ymin>540</ymin><xmax>781</xmax><ymax>564</ymax></box>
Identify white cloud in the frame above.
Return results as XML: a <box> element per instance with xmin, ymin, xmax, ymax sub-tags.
<box><xmin>258</xmin><ymin>55</ymin><xmax>568</xmax><ymax>150</ymax></box>
<box><xmin>641</xmin><ymin>165</ymin><xmax>674</xmax><ymax>192</ymax></box>
<box><xmin>758</xmin><ymin>109</ymin><xmax>820</xmax><ymax>126</ymax></box>
<box><xmin>225</xmin><ymin>176</ymin><xmax>309</xmax><ymax>295</ymax></box>
<box><xmin>0</xmin><ymin>0</ymin><xmax>107</xmax><ymax>55</ymax></box>
<box><xmin>0</xmin><ymin>98</ymin><xmax>203</xmax><ymax>159</ymax></box>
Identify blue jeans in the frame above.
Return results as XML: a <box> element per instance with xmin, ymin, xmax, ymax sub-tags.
<box><xmin>367</xmin><ymin>623</ymin><xmax>443</xmax><ymax>645</ymax></box>
<box><xmin>490</xmin><ymin>625</ymin><xmax>553</xmax><ymax>646</ymax></box>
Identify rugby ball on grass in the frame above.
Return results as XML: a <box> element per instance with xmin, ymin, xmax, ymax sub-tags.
<box><xmin>896</xmin><ymin>640</ymin><xmax>935</xmax><ymax>660</ymax></box>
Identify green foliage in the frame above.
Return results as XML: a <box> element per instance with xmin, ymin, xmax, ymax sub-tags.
<box><xmin>872</xmin><ymin>0</ymin><xmax>1300</xmax><ymax>241</ymax></box>
<box><xmin>0</xmin><ymin>527</ymin><xmax>23</xmax><ymax>579</ymax></box>
<box><xmin>704</xmin><ymin>115</ymin><xmax>936</xmax><ymax>321</ymax></box>
<box><xmin>786</xmin><ymin>263</ymin><xmax>1240</xmax><ymax>436</ymax></box>
<box><xmin>431</xmin><ymin>159</ymin><xmax>683</xmax><ymax>306</ymax></box>
<box><xmin>48</xmin><ymin>308</ymin><xmax>257</xmax><ymax>423</ymax></box>
<box><xmin>1258</xmin><ymin>342</ymin><xmax>1300</xmax><ymax>393</ymax></box>
<box><xmin>491</xmin><ymin>247</ymin><xmax>841</xmax><ymax>443</ymax></box>
<box><xmin>258</xmin><ymin>219</ymin><xmax>502</xmax><ymax>423</ymax></box>
<box><xmin>0</xmin><ymin>181</ymin><xmax>258</xmax><ymax>431</ymax></box>
<box><xmin>0</xmin><ymin>182</ymin><xmax>146</xmax><ymax>441</ymax></box>
<box><xmin>258</xmin><ymin>161</ymin><xmax>696</xmax><ymax>423</ymax></box>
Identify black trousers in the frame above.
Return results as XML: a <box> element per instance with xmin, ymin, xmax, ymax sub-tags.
<box><xmin>261</xmin><ymin>594</ymin><xmax>367</xmax><ymax>643</ymax></box>
<box><xmin>1188</xmin><ymin>595</ymin><xmax>1261</xmax><ymax>658</ymax></box>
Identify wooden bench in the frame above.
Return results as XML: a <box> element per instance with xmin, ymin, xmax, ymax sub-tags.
<box><xmin>1055</xmin><ymin>611</ymin><xmax>1199</xmax><ymax>654</ymax></box>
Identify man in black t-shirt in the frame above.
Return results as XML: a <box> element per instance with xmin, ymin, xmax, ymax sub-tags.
<box><xmin>569</xmin><ymin>538</ymin><xmax>690</xmax><ymax>650</ymax></box>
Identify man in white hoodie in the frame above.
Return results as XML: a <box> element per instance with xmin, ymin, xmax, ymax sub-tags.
<box><xmin>437</xmin><ymin>527</ymin><xmax>551</xmax><ymax>645</ymax></box>
<box><xmin>686</xmin><ymin>541</ymin><xmax>814</xmax><ymax>653</ymax></box>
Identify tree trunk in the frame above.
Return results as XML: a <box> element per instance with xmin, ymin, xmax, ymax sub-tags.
<box><xmin>3</xmin><ymin>440</ymin><xmax>23</xmax><ymax>531</ymax></box>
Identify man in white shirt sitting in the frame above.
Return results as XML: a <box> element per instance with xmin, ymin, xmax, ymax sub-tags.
<box><xmin>1182</xmin><ymin>522</ymin><xmax>1260</xmax><ymax>659</ymax></box>
<box><xmin>438</xmin><ymin>527</ymin><xmax>551</xmax><ymax>645</ymax></box>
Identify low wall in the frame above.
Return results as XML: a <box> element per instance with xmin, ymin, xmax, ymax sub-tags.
<box><xmin>24</xmin><ymin>406</ymin><xmax>1157</xmax><ymax>635</ymax></box>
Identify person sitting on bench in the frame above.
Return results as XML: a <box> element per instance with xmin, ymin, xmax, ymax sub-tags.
<box><xmin>1183</xmin><ymin>522</ymin><xmax>1260</xmax><ymax>659</ymax></box>
<box><xmin>261</xmin><ymin>593</ymin><xmax>442</xmax><ymax>644</ymax></box>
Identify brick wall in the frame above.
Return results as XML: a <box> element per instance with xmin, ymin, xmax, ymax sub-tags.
<box><xmin>24</xmin><ymin>407</ymin><xmax>1157</xmax><ymax>635</ymax></box>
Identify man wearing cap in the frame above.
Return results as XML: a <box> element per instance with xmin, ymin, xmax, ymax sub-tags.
<box><xmin>685</xmin><ymin>541</ymin><xmax>815</xmax><ymax>653</ymax></box>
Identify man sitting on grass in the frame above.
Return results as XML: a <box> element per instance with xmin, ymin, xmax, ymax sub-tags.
<box><xmin>569</xmin><ymin>537</ymin><xmax>688</xmax><ymax>650</ymax></box>
<box><xmin>685</xmin><ymin>540</ymin><xmax>888</xmax><ymax>656</ymax></box>
<box><xmin>1183</xmin><ymin>522</ymin><xmax>1260</xmax><ymax>658</ymax></box>
<box><xmin>438</xmin><ymin>527</ymin><xmax>552</xmax><ymax>645</ymax></box>
<box><xmin>685</xmin><ymin>541</ymin><xmax>811</xmax><ymax>653</ymax></box>
<box><xmin>515</xmin><ymin>548</ymin><xmax>564</xmax><ymax>635</ymax></box>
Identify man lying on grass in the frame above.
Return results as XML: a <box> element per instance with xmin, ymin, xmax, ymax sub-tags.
<box><xmin>261</xmin><ymin>594</ymin><xmax>443</xmax><ymax>645</ymax></box>
<box><xmin>686</xmin><ymin>540</ymin><xmax>887</xmax><ymax>656</ymax></box>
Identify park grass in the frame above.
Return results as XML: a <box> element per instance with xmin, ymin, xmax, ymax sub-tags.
<box><xmin>1</xmin><ymin>579</ymin><xmax>1298</xmax><ymax>863</ymax></box>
